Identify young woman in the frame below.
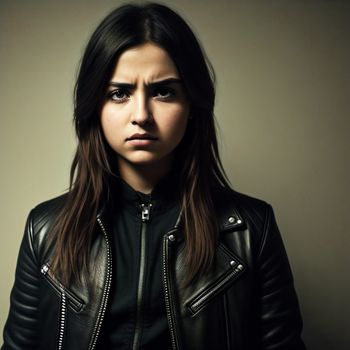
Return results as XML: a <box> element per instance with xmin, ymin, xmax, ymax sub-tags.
<box><xmin>2</xmin><ymin>3</ymin><xmax>306</xmax><ymax>350</ymax></box>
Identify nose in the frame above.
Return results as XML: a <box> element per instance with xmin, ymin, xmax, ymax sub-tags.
<box><xmin>131</xmin><ymin>92</ymin><xmax>153</xmax><ymax>126</ymax></box>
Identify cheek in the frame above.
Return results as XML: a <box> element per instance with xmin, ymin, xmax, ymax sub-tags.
<box><xmin>167</xmin><ymin>109</ymin><xmax>189</xmax><ymax>140</ymax></box>
<box><xmin>160</xmin><ymin>104</ymin><xmax>189</xmax><ymax>133</ymax></box>
<box><xmin>101</xmin><ymin>103</ymin><xmax>117</xmax><ymax>124</ymax></box>
<box><xmin>100</xmin><ymin>115</ymin><xmax>111</xmax><ymax>142</ymax></box>
<box><xmin>100</xmin><ymin>106</ymin><xmax>123</xmax><ymax>145</ymax></box>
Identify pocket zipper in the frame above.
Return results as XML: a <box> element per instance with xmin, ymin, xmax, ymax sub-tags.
<box><xmin>188</xmin><ymin>244</ymin><xmax>246</xmax><ymax>315</ymax></box>
<box><xmin>41</xmin><ymin>263</ymin><xmax>84</xmax><ymax>312</ymax></box>
<box><xmin>188</xmin><ymin>262</ymin><xmax>244</xmax><ymax>315</ymax></box>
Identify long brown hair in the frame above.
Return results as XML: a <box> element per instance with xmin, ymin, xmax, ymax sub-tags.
<box><xmin>50</xmin><ymin>3</ymin><xmax>231</xmax><ymax>285</ymax></box>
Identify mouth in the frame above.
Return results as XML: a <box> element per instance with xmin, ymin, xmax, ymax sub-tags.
<box><xmin>126</xmin><ymin>133</ymin><xmax>158</xmax><ymax>141</ymax></box>
<box><xmin>126</xmin><ymin>133</ymin><xmax>158</xmax><ymax>147</ymax></box>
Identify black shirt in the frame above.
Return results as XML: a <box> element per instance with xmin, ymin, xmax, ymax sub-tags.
<box><xmin>97</xmin><ymin>177</ymin><xmax>180</xmax><ymax>349</ymax></box>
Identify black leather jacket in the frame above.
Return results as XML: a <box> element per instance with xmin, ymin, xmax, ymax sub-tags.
<box><xmin>2</xmin><ymin>188</ymin><xmax>306</xmax><ymax>350</ymax></box>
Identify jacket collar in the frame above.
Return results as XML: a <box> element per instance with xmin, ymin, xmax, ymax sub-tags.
<box><xmin>97</xmin><ymin>185</ymin><xmax>245</xmax><ymax>235</ymax></box>
<box><xmin>218</xmin><ymin>204</ymin><xmax>245</xmax><ymax>232</ymax></box>
<box><xmin>212</xmin><ymin>186</ymin><xmax>246</xmax><ymax>233</ymax></box>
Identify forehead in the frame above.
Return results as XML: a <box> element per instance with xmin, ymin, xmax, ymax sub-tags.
<box><xmin>111</xmin><ymin>42</ymin><xmax>180</xmax><ymax>81</ymax></box>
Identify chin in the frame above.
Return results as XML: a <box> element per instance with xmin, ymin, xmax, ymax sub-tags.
<box><xmin>124</xmin><ymin>151</ymin><xmax>174</xmax><ymax>168</ymax></box>
<box><xmin>125</xmin><ymin>155</ymin><xmax>164</xmax><ymax>166</ymax></box>
<box><xmin>133</xmin><ymin>158</ymin><xmax>165</xmax><ymax>167</ymax></box>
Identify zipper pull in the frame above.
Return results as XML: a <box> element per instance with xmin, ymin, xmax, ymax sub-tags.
<box><xmin>41</xmin><ymin>263</ymin><xmax>49</xmax><ymax>275</ymax></box>
<box><xmin>140</xmin><ymin>203</ymin><xmax>152</xmax><ymax>222</ymax></box>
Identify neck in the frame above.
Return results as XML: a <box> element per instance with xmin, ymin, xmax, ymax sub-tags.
<box><xmin>117</xmin><ymin>156</ymin><xmax>173</xmax><ymax>194</ymax></box>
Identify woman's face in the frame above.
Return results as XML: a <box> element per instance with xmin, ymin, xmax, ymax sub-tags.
<box><xmin>100</xmin><ymin>42</ymin><xmax>190</xmax><ymax>176</ymax></box>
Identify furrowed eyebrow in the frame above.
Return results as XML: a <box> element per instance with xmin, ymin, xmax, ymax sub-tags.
<box><xmin>108</xmin><ymin>78</ymin><xmax>182</xmax><ymax>89</ymax></box>
<box><xmin>148</xmin><ymin>78</ymin><xmax>182</xmax><ymax>88</ymax></box>
<box><xmin>108</xmin><ymin>82</ymin><xmax>134</xmax><ymax>89</ymax></box>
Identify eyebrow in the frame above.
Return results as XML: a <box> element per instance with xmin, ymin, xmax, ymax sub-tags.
<box><xmin>107</xmin><ymin>77</ymin><xmax>183</xmax><ymax>89</ymax></box>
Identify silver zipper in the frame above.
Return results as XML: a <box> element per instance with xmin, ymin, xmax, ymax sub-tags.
<box><xmin>58</xmin><ymin>290</ymin><xmax>66</xmax><ymax>350</ymax></box>
<box><xmin>189</xmin><ymin>264</ymin><xmax>244</xmax><ymax>314</ymax></box>
<box><xmin>132</xmin><ymin>203</ymin><xmax>152</xmax><ymax>350</ymax></box>
<box><xmin>41</xmin><ymin>264</ymin><xmax>84</xmax><ymax>312</ymax></box>
<box><xmin>88</xmin><ymin>217</ymin><xmax>113</xmax><ymax>350</ymax></box>
<box><xmin>163</xmin><ymin>232</ymin><xmax>179</xmax><ymax>350</ymax></box>
<box><xmin>41</xmin><ymin>264</ymin><xmax>66</xmax><ymax>349</ymax></box>
<box><xmin>140</xmin><ymin>203</ymin><xmax>152</xmax><ymax>222</ymax></box>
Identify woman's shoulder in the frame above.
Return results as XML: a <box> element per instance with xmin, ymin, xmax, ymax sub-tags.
<box><xmin>31</xmin><ymin>193</ymin><xmax>68</xmax><ymax>221</ymax></box>
<box><xmin>26</xmin><ymin>193</ymin><xmax>69</xmax><ymax>240</ymax></box>
<box><xmin>15</xmin><ymin>194</ymin><xmax>70</xmax><ymax>263</ymax></box>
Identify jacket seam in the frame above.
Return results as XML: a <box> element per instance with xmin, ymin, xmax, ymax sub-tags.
<box><xmin>257</xmin><ymin>204</ymin><xmax>271</xmax><ymax>261</ymax></box>
<box><xmin>27</xmin><ymin>208</ymin><xmax>39</xmax><ymax>267</ymax></box>
<box><xmin>223</xmin><ymin>293</ymin><xmax>231</xmax><ymax>350</ymax></box>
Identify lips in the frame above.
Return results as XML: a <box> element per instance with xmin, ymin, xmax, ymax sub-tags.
<box><xmin>126</xmin><ymin>133</ymin><xmax>158</xmax><ymax>147</ymax></box>
<box><xmin>126</xmin><ymin>133</ymin><xmax>157</xmax><ymax>141</ymax></box>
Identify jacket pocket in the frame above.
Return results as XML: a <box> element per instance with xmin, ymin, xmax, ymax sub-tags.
<box><xmin>41</xmin><ymin>262</ymin><xmax>85</xmax><ymax>312</ymax></box>
<box><xmin>186</xmin><ymin>243</ymin><xmax>246</xmax><ymax>316</ymax></box>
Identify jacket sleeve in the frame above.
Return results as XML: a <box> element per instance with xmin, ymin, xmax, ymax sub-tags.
<box><xmin>257</xmin><ymin>205</ymin><xmax>306</xmax><ymax>350</ymax></box>
<box><xmin>2</xmin><ymin>210</ymin><xmax>40</xmax><ymax>350</ymax></box>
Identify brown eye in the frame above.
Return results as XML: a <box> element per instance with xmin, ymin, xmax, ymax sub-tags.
<box><xmin>109</xmin><ymin>89</ymin><xmax>130</xmax><ymax>102</ymax></box>
<box><xmin>153</xmin><ymin>87</ymin><xmax>176</xmax><ymax>99</ymax></box>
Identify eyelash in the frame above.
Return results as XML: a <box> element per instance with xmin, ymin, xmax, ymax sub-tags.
<box><xmin>153</xmin><ymin>87</ymin><xmax>176</xmax><ymax>100</ymax></box>
<box><xmin>107</xmin><ymin>87</ymin><xmax>177</xmax><ymax>103</ymax></box>
<box><xmin>108</xmin><ymin>89</ymin><xmax>130</xmax><ymax>103</ymax></box>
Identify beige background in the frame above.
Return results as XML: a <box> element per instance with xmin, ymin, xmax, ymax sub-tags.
<box><xmin>1</xmin><ymin>0</ymin><xmax>349</xmax><ymax>349</ymax></box>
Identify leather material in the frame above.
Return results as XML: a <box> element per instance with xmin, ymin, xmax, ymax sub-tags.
<box><xmin>2</xmin><ymin>188</ymin><xmax>306</xmax><ymax>350</ymax></box>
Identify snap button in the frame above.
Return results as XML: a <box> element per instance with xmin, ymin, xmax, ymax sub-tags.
<box><xmin>168</xmin><ymin>234</ymin><xmax>175</xmax><ymax>242</ymax></box>
<box><xmin>230</xmin><ymin>260</ymin><xmax>235</xmax><ymax>266</ymax></box>
<box><xmin>237</xmin><ymin>219</ymin><xmax>242</xmax><ymax>224</ymax></box>
<box><xmin>228</xmin><ymin>216</ymin><xmax>236</xmax><ymax>223</ymax></box>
